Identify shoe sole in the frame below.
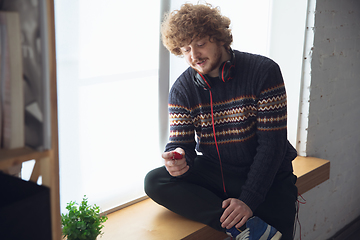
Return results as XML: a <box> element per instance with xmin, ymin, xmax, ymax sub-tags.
<box><xmin>270</xmin><ymin>231</ymin><xmax>282</xmax><ymax>240</ymax></box>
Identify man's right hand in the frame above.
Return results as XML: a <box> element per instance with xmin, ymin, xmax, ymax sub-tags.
<box><xmin>162</xmin><ymin>148</ymin><xmax>189</xmax><ymax>177</ymax></box>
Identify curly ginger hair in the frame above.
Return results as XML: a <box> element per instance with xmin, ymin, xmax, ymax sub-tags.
<box><xmin>161</xmin><ymin>3</ymin><xmax>233</xmax><ymax>56</ymax></box>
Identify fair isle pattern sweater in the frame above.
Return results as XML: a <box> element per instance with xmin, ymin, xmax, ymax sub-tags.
<box><xmin>165</xmin><ymin>50</ymin><xmax>297</xmax><ymax>211</ymax></box>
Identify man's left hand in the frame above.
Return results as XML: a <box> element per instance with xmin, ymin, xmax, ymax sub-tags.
<box><xmin>220</xmin><ymin>198</ymin><xmax>253</xmax><ymax>229</ymax></box>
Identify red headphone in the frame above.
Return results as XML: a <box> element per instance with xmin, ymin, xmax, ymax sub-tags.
<box><xmin>192</xmin><ymin>48</ymin><xmax>236</xmax><ymax>90</ymax></box>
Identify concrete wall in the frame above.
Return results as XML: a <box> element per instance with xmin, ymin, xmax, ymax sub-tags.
<box><xmin>295</xmin><ymin>0</ymin><xmax>360</xmax><ymax>239</ymax></box>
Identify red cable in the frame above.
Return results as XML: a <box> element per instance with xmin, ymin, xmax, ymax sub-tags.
<box><xmin>209</xmin><ymin>90</ymin><xmax>227</xmax><ymax>195</ymax></box>
<box><xmin>198</xmin><ymin>73</ymin><xmax>227</xmax><ymax>195</ymax></box>
<box><xmin>294</xmin><ymin>193</ymin><xmax>306</xmax><ymax>240</ymax></box>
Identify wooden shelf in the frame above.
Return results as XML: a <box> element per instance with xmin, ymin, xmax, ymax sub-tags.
<box><xmin>0</xmin><ymin>147</ymin><xmax>51</xmax><ymax>170</ymax></box>
<box><xmin>0</xmin><ymin>1</ymin><xmax>61</xmax><ymax>239</ymax></box>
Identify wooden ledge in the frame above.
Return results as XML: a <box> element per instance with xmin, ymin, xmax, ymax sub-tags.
<box><xmin>293</xmin><ymin>156</ymin><xmax>330</xmax><ymax>194</ymax></box>
<box><xmin>101</xmin><ymin>156</ymin><xmax>330</xmax><ymax>240</ymax></box>
<box><xmin>101</xmin><ymin>198</ymin><xmax>226</xmax><ymax>240</ymax></box>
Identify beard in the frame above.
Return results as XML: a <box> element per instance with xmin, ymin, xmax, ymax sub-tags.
<box><xmin>191</xmin><ymin>47</ymin><xmax>223</xmax><ymax>77</ymax></box>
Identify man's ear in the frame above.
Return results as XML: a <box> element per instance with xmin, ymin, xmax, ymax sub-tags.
<box><xmin>216</xmin><ymin>40</ymin><xmax>225</xmax><ymax>47</ymax></box>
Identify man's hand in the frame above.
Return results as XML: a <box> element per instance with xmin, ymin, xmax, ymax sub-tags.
<box><xmin>220</xmin><ymin>198</ymin><xmax>253</xmax><ymax>229</ymax></box>
<box><xmin>162</xmin><ymin>148</ymin><xmax>189</xmax><ymax>177</ymax></box>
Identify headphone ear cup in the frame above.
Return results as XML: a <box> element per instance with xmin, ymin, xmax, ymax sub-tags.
<box><xmin>219</xmin><ymin>50</ymin><xmax>236</xmax><ymax>82</ymax></box>
<box><xmin>219</xmin><ymin>60</ymin><xmax>231</xmax><ymax>82</ymax></box>
<box><xmin>194</xmin><ymin>72</ymin><xmax>206</xmax><ymax>88</ymax></box>
<box><xmin>192</xmin><ymin>69</ymin><xmax>212</xmax><ymax>90</ymax></box>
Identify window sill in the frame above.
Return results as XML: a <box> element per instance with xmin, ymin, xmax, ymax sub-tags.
<box><xmin>100</xmin><ymin>156</ymin><xmax>330</xmax><ymax>240</ymax></box>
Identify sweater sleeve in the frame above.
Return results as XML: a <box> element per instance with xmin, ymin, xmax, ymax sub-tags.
<box><xmin>238</xmin><ymin>61</ymin><xmax>289</xmax><ymax>211</ymax></box>
<box><xmin>164</xmin><ymin>82</ymin><xmax>197</xmax><ymax>169</ymax></box>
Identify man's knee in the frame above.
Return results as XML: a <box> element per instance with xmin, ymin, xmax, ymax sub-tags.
<box><xmin>144</xmin><ymin>168</ymin><xmax>158</xmax><ymax>197</ymax></box>
<box><xmin>144</xmin><ymin>167</ymin><xmax>169</xmax><ymax>200</ymax></box>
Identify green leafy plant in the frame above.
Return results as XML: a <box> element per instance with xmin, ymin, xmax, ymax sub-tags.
<box><xmin>61</xmin><ymin>195</ymin><xmax>108</xmax><ymax>240</ymax></box>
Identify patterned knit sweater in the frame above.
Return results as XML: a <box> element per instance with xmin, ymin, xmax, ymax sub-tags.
<box><xmin>165</xmin><ymin>50</ymin><xmax>297</xmax><ymax>211</ymax></box>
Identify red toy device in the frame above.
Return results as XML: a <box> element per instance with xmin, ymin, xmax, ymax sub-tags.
<box><xmin>172</xmin><ymin>151</ymin><xmax>183</xmax><ymax>159</ymax></box>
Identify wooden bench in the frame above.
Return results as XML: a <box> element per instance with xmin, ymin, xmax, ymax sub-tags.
<box><xmin>100</xmin><ymin>156</ymin><xmax>330</xmax><ymax>240</ymax></box>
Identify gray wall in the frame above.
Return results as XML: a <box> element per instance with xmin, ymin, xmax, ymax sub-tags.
<box><xmin>295</xmin><ymin>0</ymin><xmax>360</xmax><ymax>239</ymax></box>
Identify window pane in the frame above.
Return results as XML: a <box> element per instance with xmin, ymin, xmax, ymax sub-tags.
<box><xmin>55</xmin><ymin>0</ymin><xmax>162</xmax><ymax>213</ymax></box>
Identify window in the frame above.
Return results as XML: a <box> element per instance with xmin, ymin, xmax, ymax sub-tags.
<box><xmin>55</xmin><ymin>0</ymin><xmax>308</xmax><ymax>213</ymax></box>
<box><xmin>55</xmin><ymin>0</ymin><xmax>161</xmax><ymax>213</ymax></box>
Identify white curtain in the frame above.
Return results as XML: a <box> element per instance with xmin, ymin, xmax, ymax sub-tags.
<box><xmin>55</xmin><ymin>0</ymin><xmax>162</xmax><ymax>213</ymax></box>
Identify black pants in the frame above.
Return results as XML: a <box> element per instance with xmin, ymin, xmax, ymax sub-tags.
<box><xmin>144</xmin><ymin>156</ymin><xmax>298</xmax><ymax>240</ymax></box>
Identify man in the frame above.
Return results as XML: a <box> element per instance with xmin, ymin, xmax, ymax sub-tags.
<box><xmin>145</xmin><ymin>3</ymin><xmax>298</xmax><ymax>240</ymax></box>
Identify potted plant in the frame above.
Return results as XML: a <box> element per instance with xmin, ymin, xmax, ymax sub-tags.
<box><xmin>61</xmin><ymin>195</ymin><xmax>108</xmax><ymax>240</ymax></box>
